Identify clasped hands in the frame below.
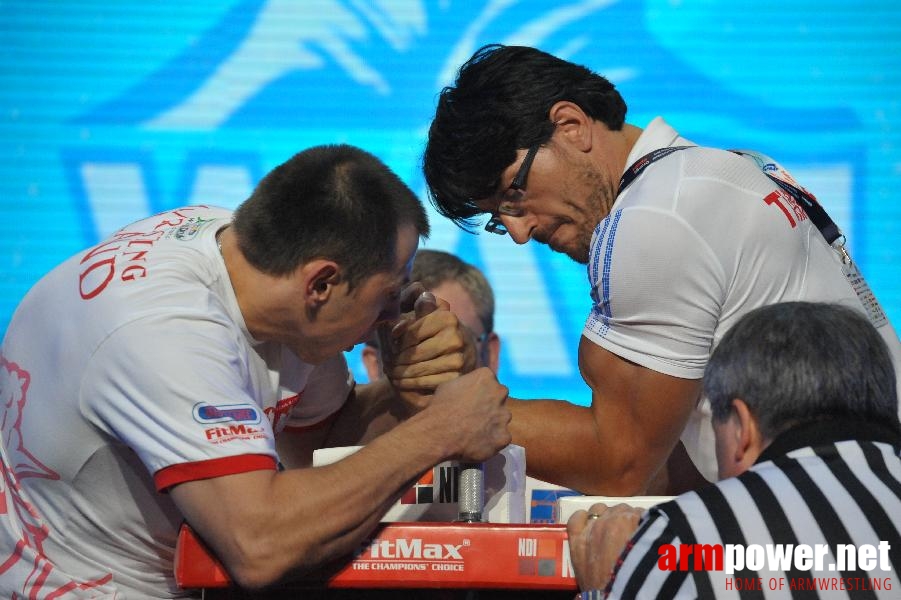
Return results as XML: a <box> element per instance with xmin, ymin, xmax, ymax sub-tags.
<box><xmin>378</xmin><ymin>282</ymin><xmax>480</xmax><ymax>412</ymax></box>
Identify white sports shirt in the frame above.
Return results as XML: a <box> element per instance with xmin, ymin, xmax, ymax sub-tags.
<box><xmin>0</xmin><ymin>206</ymin><xmax>352</xmax><ymax>598</ymax></box>
<box><xmin>583</xmin><ymin>117</ymin><xmax>901</xmax><ymax>481</ymax></box>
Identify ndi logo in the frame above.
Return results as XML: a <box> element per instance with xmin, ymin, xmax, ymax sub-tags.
<box><xmin>517</xmin><ymin>536</ymin><xmax>562</xmax><ymax>577</ymax></box>
<box><xmin>401</xmin><ymin>466</ymin><xmax>459</xmax><ymax>505</ymax></box>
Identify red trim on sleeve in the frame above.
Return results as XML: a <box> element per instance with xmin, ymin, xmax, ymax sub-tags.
<box><xmin>154</xmin><ymin>454</ymin><xmax>277</xmax><ymax>492</ymax></box>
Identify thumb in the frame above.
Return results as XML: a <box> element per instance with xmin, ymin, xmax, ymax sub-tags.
<box><xmin>413</xmin><ymin>291</ymin><xmax>440</xmax><ymax>319</ymax></box>
<box><xmin>399</xmin><ymin>282</ymin><xmax>427</xmax><ymax>313</ymax></box>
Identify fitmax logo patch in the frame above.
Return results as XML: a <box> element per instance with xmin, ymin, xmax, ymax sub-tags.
<box><xmin>365</xmin><ymin>538</ymin><xmax>465</xmax><ymax>560</ymax></box>
<box><xmin>193</xmin><ymin>402</ymin><xmax>261</xmax><ymax>425</ymax></box>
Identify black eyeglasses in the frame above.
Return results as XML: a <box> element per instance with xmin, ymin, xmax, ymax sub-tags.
<box><xmin>484</xmin><ymin>143</ymin><xmax>541</xmax><ymax>235</ymax></box>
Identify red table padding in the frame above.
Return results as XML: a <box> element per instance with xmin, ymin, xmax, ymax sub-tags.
<box><xmin>175</xmin><ymin>522</ymin><xmax>577</xmax><ymax>591</ymax></box>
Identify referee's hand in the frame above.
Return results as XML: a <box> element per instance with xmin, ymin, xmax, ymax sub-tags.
<box><xmin>567</xmin><ymin>503</ymin><xmax>645</xmax><ymax>593</ymax></box>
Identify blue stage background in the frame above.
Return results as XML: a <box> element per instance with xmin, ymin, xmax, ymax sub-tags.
<box><xmin>2</xmin><ymin>1</ymin><xmax>899</xmax><ymax>406</ymax></box>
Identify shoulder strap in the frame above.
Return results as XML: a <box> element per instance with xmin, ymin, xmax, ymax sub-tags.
<box><xmin>618</xmin><ymin>146</ymin><xmax>843</xmax><ymax>246</ymax></box>
<box><xmin>617</xmin><ymin>146</ymin><xmax>691</xmax><ymax>196</ymax></box>
<box><xmin>730</xmin><ymin>149</ymin><xmax>842</xmax><ymax>245</ymax></box>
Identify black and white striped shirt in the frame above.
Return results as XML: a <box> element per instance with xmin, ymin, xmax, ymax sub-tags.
<box><xmin>601</xmin><ymin>420</ymin><xmax>901</xmax><ymax>599</ymax></box>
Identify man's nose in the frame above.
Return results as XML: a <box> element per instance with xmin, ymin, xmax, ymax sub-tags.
<box><xmin>500</xmin><ymin>213</ymin><xmax>537</xmax><ymax>245</ymax></box>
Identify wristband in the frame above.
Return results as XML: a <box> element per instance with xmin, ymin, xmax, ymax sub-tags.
<box><xmin>575</xmin><ymin>591</ymin><xmax>604</xmax><ymax>600</ymax></box>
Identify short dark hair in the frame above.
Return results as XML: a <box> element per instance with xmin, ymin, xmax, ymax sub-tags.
<box><xmin>704</xmin><ymin>302</ymin><xmax>899</xmax><ymax>439</ymax></box>
<box><xmin>423</xmin><ymin>44</ymin><xmax>627</xmax><ymax>231</ymax></box>
<box><xmin>233</xmin><ymin>144</ymin><xmax>429</xmax><ymax>289</ymax></box>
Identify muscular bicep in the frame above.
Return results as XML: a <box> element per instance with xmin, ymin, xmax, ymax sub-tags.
<box><xmin>579</xmin><ymin>336</ymin><xmax>702</xmax><ymax>492</ymax></box>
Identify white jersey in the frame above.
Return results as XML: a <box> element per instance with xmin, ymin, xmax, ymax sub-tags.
<box><xmin>0</xmin><ymin>206</ymin><xmax>352</xmax><ymax>599</ymax></box>
<box><xmin>583</xmin><ymin>117</ymin><xmax>901</xmax><ymax>481</ymax></box>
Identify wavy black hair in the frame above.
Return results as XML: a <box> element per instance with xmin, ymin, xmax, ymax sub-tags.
<box><xmin>423</xmin><ymin>44</ymin><xmax>627</xmax><ymax>231</ymax></box>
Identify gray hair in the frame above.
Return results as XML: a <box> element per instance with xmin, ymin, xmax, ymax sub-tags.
<box><xmin>704</xmin><ymin>302</ymin><xmax>899</xmax><ymax>439</ymax></box>
<box><xmin>410</xmin><ymin>249</ymin><xmax>495</xmax><ymax>335</ymax></box>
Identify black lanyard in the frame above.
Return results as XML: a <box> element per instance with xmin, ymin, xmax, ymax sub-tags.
<box><xmin>617</xmin><ymin>146</ymin><xmax>842</xmax><ymax>245</ymax></box>
<box><xmin>617</xmin><ymin>146</ymin><xmax>690</xmax><ymax>196</ymax></box>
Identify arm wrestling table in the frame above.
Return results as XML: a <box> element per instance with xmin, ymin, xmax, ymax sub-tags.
<box><xmin>175</xmin><ymin>521</ymin><xmax>578</xmax><ymax>599</ymax></box>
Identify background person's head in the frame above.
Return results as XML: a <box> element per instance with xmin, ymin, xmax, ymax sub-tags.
<box><xmin>704</xmin><ymin>301</ymin><xmax>899</xmax><ymax>479</ymax></box>
<box><xmin>423</xmin><ymin>44</ymin><xmax>627</xmax><ymax>233</ymax></box>
<box><xmin>362</xmin><ymin>249</ymin><xmax>500</xmax><ymax>381</ymax></box>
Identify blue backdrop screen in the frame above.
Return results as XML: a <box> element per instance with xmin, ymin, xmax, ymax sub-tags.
<box><xmin>2</xmin><ymin>1</ymin><xmax>899</xmax><ymax>405</ymax></box>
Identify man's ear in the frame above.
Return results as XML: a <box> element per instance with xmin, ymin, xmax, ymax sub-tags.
<box><xmin>484</xmin><ymin>332</ymin><xmax>501</xmax><ymax>374</ymax></box>
<box><xmin>547</xmin><ymin>100</ymin><xmax>593</xmax><ymax>152</ymax></box>
<box><xmin>361</xmin><ymin>344</ymin><xmax>383</xmax><ymax>383</ymax></box>
<box><xmin>732</xmin><ymin>398</ymin><xmax>766</xmax><ymax>469</ymax></box>
<box><xmin>302</xmin><ymin>260</ymin><xmax>341</xmax><ymax>307</ymax></box>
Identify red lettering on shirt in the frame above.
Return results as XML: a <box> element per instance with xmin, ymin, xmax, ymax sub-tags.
<box><xmin>763</xmin><ymin>189</ymin><xmax>809</xmax><ymax>229</ymax></box>
<box><xmin>266</xmin><ymin>393</ymin><xmax>303</xmax><ymax>432</ymax></box>
<box><xmin>76</xmin><ymin>207</ymin><xmax>208</xmax><ymax>300</ymax></box>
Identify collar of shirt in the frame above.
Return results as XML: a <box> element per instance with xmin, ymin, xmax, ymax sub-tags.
<box><xmin>756</xmin><ymin>417</ymin><xmax>901</xmax><ymax>465</ymax></box>
<box><xmin>621</xmin><ymin>116</ymin><xmax>693</xmax><ymax>173</ymax></box>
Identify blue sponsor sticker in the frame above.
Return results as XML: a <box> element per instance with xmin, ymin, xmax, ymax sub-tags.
<box><xmin>192</xmin><ymin>402</ymin><xmax>261</xmax><ymax>425</ymax></box>
<box><xmin>529</xmin><ymin>489</ymin><xmax>581</xmax><ymax>524</ymax></box>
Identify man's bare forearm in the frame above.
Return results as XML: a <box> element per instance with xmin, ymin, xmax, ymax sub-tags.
<box><xmin>324</xmin><ymin>378</ymin><xmax>405</xmax><ymax>447</ymax></box>
<box><xmin>508</xmin><ymin>397</ymin><xmax>671</xmax><ymax>495</ymax></box>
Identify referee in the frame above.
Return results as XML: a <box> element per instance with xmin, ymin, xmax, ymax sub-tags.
<box><xmin>568</xmin><ymin>301</ymin><xmax>900</xmax><ymax>599</ymax></box>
